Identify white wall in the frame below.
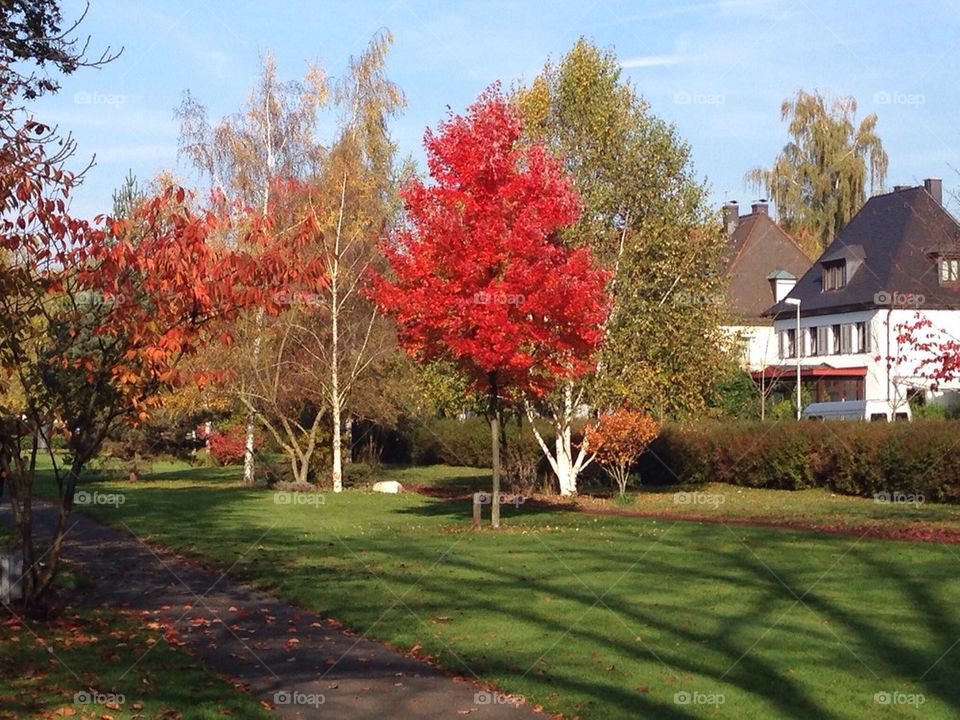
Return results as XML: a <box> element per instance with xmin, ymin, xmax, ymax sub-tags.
<box><xmin>771</xmin><ymin>308</ymin><xmax>960</xmax><ymax>410</ymax></box>
<box><xmin>725</xmin><ymin>324</ymin><xmax>778</xmax><ymax>372</ymax></box>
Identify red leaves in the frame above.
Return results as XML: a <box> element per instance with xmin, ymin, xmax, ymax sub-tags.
<box><xmin>202</xmin><ymin>423</ymin><xmax>262</xmax><ymax>465</ymax></box>
<box><xmin>886</xmin><ymin>313</ymin><xmax>960</xmax><ymax>391</ymax></box>
<box><xmin>373</xmin><ymin>86</ymin><xmax>610</xmax><ymax>397</ymax></box>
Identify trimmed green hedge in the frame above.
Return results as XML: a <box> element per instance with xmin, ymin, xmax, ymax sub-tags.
<box><xmin>402</xmin><ymin>416</ymin><xmax>960</xmax><ymax>502</ymax></box>
<box><xmin>638</xmin><ymin>420</ymin><xmax>960</xmax><ymax>502</ymax></box>
<box><xmin>409</xmin><ymin>416</ymin><xmax>553</xmax><ymax>467</ymax></box>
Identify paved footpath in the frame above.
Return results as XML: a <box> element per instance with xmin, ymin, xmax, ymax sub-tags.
<box><xmin>1</xmin><ymin>502</ymin><xmax>541</xmax><ymax>720</ymax></box>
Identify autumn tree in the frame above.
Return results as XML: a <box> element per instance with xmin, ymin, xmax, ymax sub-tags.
<box><xmin>305</xmin><ymin>31</ymin><xmax>405</xmax><ymax>492</ymax></box>
<box><xmin>180</xmin><ymin>35</ymin><xmax>403</xmax><ymax>492</ymax></box>
<box><xmin>178</xmin><ymin>52</ymin><xmax>327</xmax><ymax>485</ymax></box>
<box><xmin>516</xmin><ymin>38</ymin><xmax>731</xmax><ymax>492</ymax></box>
<box><xmin>747</xmin><ymin>90</ymin><xmax>888</xmax><ymax>255</ymax></box>
<box><xmin>584</xmin><ymin>409</ymin><xmax>659</xmax><ymax>496</ymax></box>
<box><xmin>882</xmin><ymin>315</ymin><xmax>959</xmax><ymax>412</ymax></box>
<box><xmin>0</xmin><ymin>73</ymin><xmax>264</xmax><ymax>605</ymax></box>
<box><xmin>221</xmin><ymin>179</ymin><xmax>331</xmax><ymax>484</ymax></box>
<box><xmin>374</xmin><ymin>87</ymin><xmax>609</xmax><ymax>527</ymax></box>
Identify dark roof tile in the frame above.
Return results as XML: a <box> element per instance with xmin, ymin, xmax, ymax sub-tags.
<box><xmin>766</xmin><ymin>186</ymin><xmax>960</xmax><ymax>317</ymax></box>
<box><xmin>723</xmin><ymin>212</ymin><xmax>812</xmax><ymax>320</ymax></box>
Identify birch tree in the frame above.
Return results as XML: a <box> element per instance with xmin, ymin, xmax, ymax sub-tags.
<box><xmin>180</xmin><ymin>35</ymin><xmax>403</xmax><ymax>491</ymax></box>
<box><xmin>517</xmin><ymin>38</ymin><xmax>731</xmax><ymax>494</ymax></box>
<box><xmin>308</xmin><ymin>31</ymin><xmax>404</xmax><ymax>491</ymax></box>
<box><xmin>177</xmin><ymin>53</ymin><xmax>327</xmax><ymax>485</ymax></box>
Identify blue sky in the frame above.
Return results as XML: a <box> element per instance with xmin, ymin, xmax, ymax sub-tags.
<box><xmin>32</xmin><ymin>0</ymin><xmax>960</xmax><ymax>220</ymax></box>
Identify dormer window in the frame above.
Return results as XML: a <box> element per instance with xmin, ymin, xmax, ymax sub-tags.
<box><xmin>939</xmin><ymin>257</ymin><xmax>960</xmax><ymax>284</ymax></box>
<box><xmin>823</xmin><ymin>260</ymin><xmax>846</xmax><ymax>291</ymax></box>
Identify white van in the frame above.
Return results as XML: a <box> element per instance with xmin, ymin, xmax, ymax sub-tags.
<box><xmin>802</xmin><ymin>400</ymin><xmax>911</xmax><ymax>422</ymax></box>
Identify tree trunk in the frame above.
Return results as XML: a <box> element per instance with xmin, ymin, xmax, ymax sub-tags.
<box><xmin>527</xmin><ymin>383</ymin><xmax>589</xmax><ymax>497</ymax></box>
<box><xmin>490</xmin><ymin>412</ymin><xmax>501</xmax><ymax>529</ymax></box>
<box><xmin>243</xmin><ymin>417</ymin><xmax>256</xmax><ymax>486</ymax></box>
<box><xmin>555</xmin><ymin>431</ymin><xmax>574</xmax><ymax>496</ymax></box>
<box><xmin>243</xmin><ymin>308</ymin><xmax>266</xmax><ymax>486</ymax></box>
<box><xmin>332</xmin><ymin>405</ymin><xmax>343</xmax><ymax>492</ymax></box>
<box><xmin>296</xmin><ymin>456</ymin><xmax>311</xmax><ymax>485</ymax></box>
<box><xmin>329</xmin><ymin>174</ymin><xmax>345</xmax><ymax>493</ymax></box>
<box><xmin>343</xmin><ymin>418</ymin><xmax>353</xmax><ymax>465</ymax></box>
<box><xmin>9</xmin><ymin>451</ymin><xmax>84</xmax><ymax>608</ymax></box>
<box><xmin>330</xmin><ymin>274</ymin><xmax>342</xmax><ymax>492</ymax></box>
<box><xmin>488</xmin><ymin>372</ymin><xmax>501</xmax><ymax>529</ymax></box>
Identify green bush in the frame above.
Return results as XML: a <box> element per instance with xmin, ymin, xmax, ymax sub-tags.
<box><xmin>410</xmin><ymin>416</ymin><xmax>492</xmax><ymax>466</ymax></box>
<box><xmin>639</xmin><ymin>420</ymin><xmax>960</xmax><ymax>503</ymax></box>
<box><xmin>407</xmin><ymin>415</ymin><xmax>554</xmax><ymax>485</ymax></box>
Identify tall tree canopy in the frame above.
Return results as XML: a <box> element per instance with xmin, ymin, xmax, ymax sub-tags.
<box><xmin>747</xmin><ymin>89</ymin><xmax>888</xmax><ymax>255</ymax></box>
<box><xmin>517</xmin><ymin>38</ymin><xmax>731</xmax><ymax>420</ymax></box>
<box><xmin>374</xmin><ymin>87</ymin><xmax>609</xmax><ymax>524</ymax></box>
<box><xmin>178</xmin><ymin>34</ymin><xmax>404</xmax><ymax>491</ymax></box>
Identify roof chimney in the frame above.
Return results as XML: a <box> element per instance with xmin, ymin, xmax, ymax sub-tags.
<box><xmin>722</xmin><ymin>201</ymin><xmax>739</xmax><ymax>236</ymax></box>
<box><xmin>751</xmin><ymin>199</ymin><xmax>769</xmax><ymax>216</ymax></box>
<box><xmin>893</xmin><ymin>184</ymin><xmax>912</xmax><ymax>192</ymax></box>
<box><xmin>924</xmin><ymin>178</ymin><xmax>943</xmax><ymax>205</ymax></box>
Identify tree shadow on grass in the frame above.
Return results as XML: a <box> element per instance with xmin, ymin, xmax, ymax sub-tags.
<box><xmin>16</xmin><ymin>477</ymin><xmax>960</xmax><ymax>720</ymax></box>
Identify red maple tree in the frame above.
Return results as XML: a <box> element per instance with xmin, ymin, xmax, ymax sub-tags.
<box><xmin>373</xmin><ymin>86</ymin><xmax>610</xmax><ymax>526</ymax></box>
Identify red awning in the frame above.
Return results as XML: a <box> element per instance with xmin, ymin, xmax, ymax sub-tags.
<box><xmin>751</xmin><ymin>364</ymin><xmax>868</xmax><ymax>380</ymax></box>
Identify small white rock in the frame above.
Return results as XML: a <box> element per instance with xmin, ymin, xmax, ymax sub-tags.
<box><xmin>372</xmin><ymin>480</ymin><xmax>404</xmax><ymax>494</ymax></box>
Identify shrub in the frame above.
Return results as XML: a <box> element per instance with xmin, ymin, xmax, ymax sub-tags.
<box><xmin>638</xmin><ymin>419</ymin><xmax>960</xmax><ymax>503</ymax></box>
<box><xmin>203</xmin><ymin>424</ymin><xmax>262</xmax><ymax>466</ymax></box>
<box><xmin>411</xmin><ymin>416</ymin><xmax>492</xmax><ymax>466</ymax></box>
<box><xmin>585</xmin><ymin>410</ymin><xmax>660</xmax><ymax>496</ymax></box>
<box><xmin>408</xmin><ymin>415</ymin><xmax>550</xmax><ymax>469</ymax></box>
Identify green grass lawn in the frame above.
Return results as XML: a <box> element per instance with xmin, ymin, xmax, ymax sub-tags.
<box><xmin>33</xmin><ymin>460</ymin><xmax>960</xmax><ymax>718</ymax></box>
<box><xmin>581</xmin><ymin>482</ymin><xmax>960</xmax><ymax>533</ymax></box>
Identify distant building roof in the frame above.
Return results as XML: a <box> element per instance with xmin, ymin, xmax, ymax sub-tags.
<box><xmin>766</xmin><ymin>183</ymin><xmax>960</xmax><ymax>318</ymax></box>
<box><xmin>722</xmin><ymin>206</ymin><xmax>812</xmax><ymax>322</ymax></box>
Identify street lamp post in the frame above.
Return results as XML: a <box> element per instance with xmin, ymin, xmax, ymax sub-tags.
<box><xmin>784</xmin><ymin>298</ymin><xmax>802</xmax><ymax>420</ymax></box>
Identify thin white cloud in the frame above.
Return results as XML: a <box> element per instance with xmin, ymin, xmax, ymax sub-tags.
<box><xmin>620</xmin><ymin>54</ymin><xmax>683</xmax><ymax>69</ymax></box>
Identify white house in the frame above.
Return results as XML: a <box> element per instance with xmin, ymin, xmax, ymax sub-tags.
<box><xmin>764</xmin><ymin>179</ymin><xmax>960</xmax><ymax>415</ymax></box>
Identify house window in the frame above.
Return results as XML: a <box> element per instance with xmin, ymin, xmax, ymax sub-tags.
<box><xmin>780</xmin><ymin>329</ymin><xmax>797</xmax><ymax>359</ymax></box>
<box><xmin>939</xmin><ymin>258</ymin><xmax>960</xmax><ymax>284</ymax></box>
<box><xmin>831</xmin><ymin>324</ymin><xmax>841</xmax><ymax>354</ymax></box>
<box><xmin>856</xmin><ymin>321</ymin><xmax>870</xmax><ymax>353</ymax></box>
<box><xmin>823</xmin><ymin>261</ymin><xmax>847</xmax><ymax>291</ymax></box>
<box><xmin>817</xmin><ymin>326</ymin><xmax>829</xmax><ymax>355</ymax></box>
<box><xmin>822</xmin><ymin>378</ymin><xmax>865</xmax><ymax>402</ymax></box>
<box><xmin>840</xmin><ymin>324</ymin><xmax>853</xmax><ymax>354</ymax></box>
<box><xmin>808</xmin><ymin>328</ymin><xmax>818</xmax><ymax>356</ymax></box>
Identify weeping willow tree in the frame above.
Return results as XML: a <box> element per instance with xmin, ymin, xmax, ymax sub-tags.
<box><xmin>747</xmin><ymin>90</ymin><xmax>888</xmax><ymax>255</ymax></box>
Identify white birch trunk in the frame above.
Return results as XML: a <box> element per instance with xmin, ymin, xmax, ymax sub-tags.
<box><xmin>243</xmin><ymin>307</ymin><xmax>266</xmax><ymax>486</ymax></box>
<box><xmin>526</xmin><ymin>383</ymin><xmax>593</xmax><ymax>497</ymax></box>
<box><xmin>330</xmin><ymin>174</ymin><xmax>345</xmax><ymax>493</ymax></box>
